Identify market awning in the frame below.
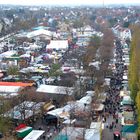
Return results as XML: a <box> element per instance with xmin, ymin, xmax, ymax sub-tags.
<box><xmin>16</xmin><ymin>126</ymin><xmax>32</xmax><ymax>138</ymax></box>
<box><xmin>122</xmin><ymin>124</ymin><xmax>137</xmax><ymax>133</ymax></box>
<box><xmin>0</xmin><ymin>82</ymin><xmax>33</xmax><ymax>87</ymax></box>
<box><xmin>23</xmin><ymin>130</ymin><xmax>45</xmax><ymax>140</ymax></box>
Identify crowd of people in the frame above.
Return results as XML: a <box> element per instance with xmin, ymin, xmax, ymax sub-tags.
<box><xmin>103</xmin><ymin>40</ymin><xmax>125</xmax><ymax>137</ymax></box>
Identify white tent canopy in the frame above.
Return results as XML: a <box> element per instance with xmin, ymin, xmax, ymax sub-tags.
<box><xmin>47</xmin><ymin>108</ymin><xmax>65</xmax><ymax>118</ymax></box>
<box><xmin>0</xmin><ymin>50</ymin><xmax>16</xmax><ymax>59</ymax></box>
<box><xmin>23</xmin><ymin>130</ymin><xmax>45</xmax><ymax>140</ymax></box>
<box><xmin>123</xmin><ymin>75</ymin><xmax>128</xmax><ymax>80</ymax></box>
<box><xmin>20</xmin><ymin>54</ymin><xmax>30</xmax><ymax>58</ymax></box>
<box><xmin>36</xmin><ymin>85</ymin><xmax>74</xmax><ymax>95</ymax></box>
<box><xmin>89</xmin><ymin>61</ymin><xmax>100</xmax><ymax>70</ymax></box>
<box><xmin>77</xmin><ymin>96</ymin><xmax>92</xmax><ymax>105</ymax></box>
<box><xmin>5</xmin><ymin>101</ymin><xmax>45</xmax><ymax>120</ymax></box>
<box><xmin>0</xmin><ymin>86</ymin><xmax>21</xmax><ymax>93</ymax></box>
<box><xmin>27</xmin><ymin>29</ymin><xmax>52</xmax><ymax>38</ymax></box>
<box><xmin>104</xmin><ymin>78</ymin><xmax>111</xmax><ymax>86</ymax></box>
<box><xmin>63</xmin><ymin>119</ymin><xmax>76</xmax><ymax>125</ymax></box>
<box><xmin>86</xmin><ymin>91</ymin><xmax>95</xmax><ymax>97</ymax></box>
<box><xmin>90</xmin><ymin>122</ymin><xmax>102</xmax><ymax>133</ymax></box>
<box><xmin>29</xmin><ymin>43</ymin><xmax>42</xmax><ymax>50</ymax></box>
<box><xmin>85</xmin><ymin>129</ymin><xmax>100</xmax><ymax>140</ymax></box>
<box><xmin>0</xmin><ymin>92</ymin><xmax>18</xmax><ymax>98</ymax></box>
<box><xmin>46</xmin><ymin>40</ymin><xmax>68</xmax><ymax>50</ymax></box>
<box><xmin>123</xmin><ymin>96</ymin><xmax>132</xmax><ymax>102</ymax></box>
<box><xmin>123</xmin><ymin>96</ymin><xmax>131</xmax><ymax>100</ymax></box>
<box><xmin>60</xmin><ymin>127</ymin><xmax>100</xmax><ymax>140</ymax></box>
<box><xmin>47</xmin><ymin>100</ymin><xmax>91</xmax><ymax>119</ymax></box>
<box><xmin>63</xmin><ymin>101</ymin><xmax>90</xmax><ymax>112</ymax></box>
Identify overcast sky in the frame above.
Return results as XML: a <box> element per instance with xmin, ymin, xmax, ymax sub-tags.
<box><xmin>0</xmin><ymin>0</ymin><xmax>140</xmax><ymax>6</ymax></box>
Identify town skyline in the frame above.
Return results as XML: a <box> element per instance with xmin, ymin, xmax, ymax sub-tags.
<box><xmin>0</xmin><ymin>0</ymin><xmax>140</xmax><ymax>6</ymax></box>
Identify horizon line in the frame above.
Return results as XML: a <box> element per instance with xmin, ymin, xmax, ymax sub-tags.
<box><xmin>0</xmin><ymin>3</ymin><xmax>140</xmax><ymax>7</ymax></box>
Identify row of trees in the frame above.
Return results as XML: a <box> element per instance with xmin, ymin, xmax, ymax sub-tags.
<box><xmin>83</xmin><ymin>28</ymin><xmax>114</xmax><ymax>92</ymax></box>
<box><xmin>95</xmin><ymin>28</ymin><xmax>114</xmax><ymax>99</ymax></box>
<box><xmin>129</xmin><ymin>24</ymin><xmax>140</xmax><ymax>136</ymax></box>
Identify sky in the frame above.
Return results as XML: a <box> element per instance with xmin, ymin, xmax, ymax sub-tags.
<box><xmin>0</xmin><ymin>0</ymin><xmax>140</xmax><ymax>6</ymax></box>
